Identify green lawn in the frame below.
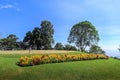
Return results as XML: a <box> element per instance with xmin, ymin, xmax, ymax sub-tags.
<box><xmin>0</xmin><ymin>54</ymin><xmax>120</xmax><ymax>80</ymax></box>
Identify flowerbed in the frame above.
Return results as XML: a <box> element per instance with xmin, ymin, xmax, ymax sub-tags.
<box><xmin>18</xmin><ymin>54</ymin><xmax>109</xmax><ymax>66</ymax></box>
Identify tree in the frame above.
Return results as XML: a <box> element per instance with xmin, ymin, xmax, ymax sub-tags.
<box><xmin>16</xmin><ymin>41</ymin><xmax>25</xmax><ymax>50</ymax></box>
<box><xmin>0</xmin><ymin>38</ymin><xmax>7</xmax><ymax>50</ymax></box>
<box><xmin>23</xmin><ymin>20</ymin><xmax>54</xmax><ymax>50</ymax></box>
<box><xmin>64</xmin><ymin>44</ymin><xmax>77</xmax><ymax>51</ymax></box>
<box><xmin>7</xmin><ymin>34</ymin><xmax>18</xmax><ymax>49</ymax></box>
<box><xmin>0</xmin><ymin>34</ymin><xmax>18</xmax><ymax>50</ymax></box>
<box><xmin>23</xmin><ymin>28</ymin><xmax>41</xmax><ymax>50</ymax></box>
<box><xmin>40</xmin><ymin>20</ymin><xmax>54</xmax><ymax>49</ymax></box>
<box><xmin>89</xmin><ymin>45</ymin><xmax>105</xmax><ymax>54</ymax></box>
<box><xmin>68</xmin><ymin>21</ymin><xmax>100</xmax><ymax>52</ymax></box>
<box><xmin>32</xmin><ymin>27</ymin><xmax>41</xmax><ymax>50</ymax></box>
<box><xmin>23</xmin><ymin>31</ymin><xmax>33</xmax><ymax>49</ymax></box>
<box><xmin>54</xmin><ymin>42</ymin><xmax>64</xmax><ymax>50</ymax></box>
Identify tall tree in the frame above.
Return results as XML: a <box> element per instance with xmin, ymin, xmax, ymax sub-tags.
<box><xmin>23</xmin><ymin>20</ymin><xmax>54</xmax><ymax>50</ymax></box>
<box><xmin>23</xmin><ymin>31</ymin><xmax>33</xmax><ymax>49</ymax></box>
<box><xmin>68</xmin><ymin>21</ymin><xmax>100</xmax><ymax>52</ymax></box>
<box><xmin>40</xmin><ymin>20</ymin><xmax>54</xmax><ymax>49</ymax></box>
<box><xmin>32</xmin><ymin>27</ymin><xmax>41</xmax><ymax>49</ymax></box>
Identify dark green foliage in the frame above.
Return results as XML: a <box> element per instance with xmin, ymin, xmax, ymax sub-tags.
<box><xmin>23</xmin><ymin>31</ymin><xmax>33</xmax><ymax>49</ymax></box>
<box><xmin>113</xmin><ymin>57</ymin><xmax>120</xmax><ymax>60</ymax></box>
<box><xmin>89</xmin><ymin>45</ymin><xmax>105</xmax><ymax>54</ymax></box>
<box><xmin>40</xmin><ymin>20</ymin><xmax>54</xmax><ymax>49</ymax></box>
<box><xmin>64</xmin><ymin>44</ymin><xmax>77</xmax><ymax>50</ymax></box>
<box><xmin>54</xmin><ymin>43</ymin><xmax>77</xmax><ymax>50</ymax></box>
<box><xmin>32</xmin><ymin>27</ymin><xmax>41</xmax><ymax>49</ymax></box>
<box><xmin>0</xmin><ymin>34</ymin><xmax>18</xmax><ymax>50</ymax></box>
<box><xmin>54</xmin><ymin>42</ymin><xmax>64</xmax><ymax>50</ymax></box>
<box><xmin>23</xmin><ymin>20</ymin><xmax>54</xmax><ymax>50</ymax></box>
<box><xmin>0</xmin><ymin>20</ymin><xmax>54</xmax><ymax>50</ymax></box>
<box><xmin>68</xmin><ymin>21</ymin><xmax>100</xmax><ymax>52</ymax></box>
<box><xmin>16</xmin><ymin>41</ymin><xmax>24</xmax><ymax>50</ymax></box>
<box><xmin>23</xmin><ymin>28</ymin><xmax>42</xmax><ymax>50</ymax></box>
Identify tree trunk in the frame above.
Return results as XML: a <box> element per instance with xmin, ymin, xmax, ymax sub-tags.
<box><xmin>80</xmin><ymin>47</ymin><xmax>84</xmax><ymax>52</ymax></box>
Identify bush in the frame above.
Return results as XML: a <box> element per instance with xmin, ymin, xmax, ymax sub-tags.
<box><xmin>18</xmin><ymin>54</ymin><xmax>109</xmax><ymax>67</ymax></box>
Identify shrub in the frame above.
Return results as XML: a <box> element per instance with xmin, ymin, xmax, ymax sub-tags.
<box><xmin>18</xmin><ymin>54</ymin><xmax>109</xmax><ymax>67</ymax></box>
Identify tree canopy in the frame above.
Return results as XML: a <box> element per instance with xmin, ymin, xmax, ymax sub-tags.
<box><xmin>0</xmin><ymin>34</ymin><xmax>18</xmax><ymax>50</ymax></box>
<box><xmin>64</xmin><ymin>44</ymin><xmax>77</xmax><ymax>51</ymax></box>
<box><xmin>23</xmin><ymin>20</ymin><xmax>54</xmax><ymax>50</ymax></box>
<box><xmin>40</xmin><ymin>20</ymin><xmax>54</xmax><ymax>49</ymax></box>
<box><xmin>68</xmin><ymin>21</ymin><xmax>100</xmax><ymax>52</ymax></box>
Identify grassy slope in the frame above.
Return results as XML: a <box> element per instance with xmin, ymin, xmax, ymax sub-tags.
<box><xmin>0</xmin><ymin>54</ymin><xmax>120</xmax><ymax>80</ymax></box>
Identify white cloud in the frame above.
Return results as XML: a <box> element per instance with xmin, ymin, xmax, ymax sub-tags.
<box><xmin>0</xmin><ymin>4</ymin><xmax>15</xmax><ymax>9</ymax></box>
<box><xmin>0</xmin><ymin>4</ymin><xmax>21</xmax><ymax>11</ymax></box>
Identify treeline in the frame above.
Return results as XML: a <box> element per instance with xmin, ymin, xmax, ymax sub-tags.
<box><xmin>54</xmin><ymin>43</ymin><xmax>77</xmax><ymax>50</ymax></box>
<box><xmin>0</xmin><ymin>20</ymin><xmax>105</xmax><ymax>53</ymax></box>
<box><xmin>0</xmin><ymin>20</ymin><xmax>76</xmax><ymax>51</ymax></box>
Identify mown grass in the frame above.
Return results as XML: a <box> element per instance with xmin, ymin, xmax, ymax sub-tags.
<box><xmin>0</xmin><ymin>51</ymin><xmax>120</xmax><ymax>80</ymax></box>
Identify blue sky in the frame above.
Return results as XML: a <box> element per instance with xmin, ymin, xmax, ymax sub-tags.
<box><xmin>0</xmin><ymin>0</ymin><xmax>120</xmax><ymax>51</ymax></box>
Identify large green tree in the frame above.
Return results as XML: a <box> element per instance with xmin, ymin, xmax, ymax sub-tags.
<box><xmin>23</xmin><ymin>20</ymin><xmax>54</xmax><ymax>50</ymax></box>
<box><xmin>68</xmin><ymin>21</ymin><xmax>100</xmax><ymax>52</ymax></box>
<box><xmin>32</xmin><ymin>27</ymin><xmax>41</xmax><ymax>49</ymax></box>
<box><xmin>23</xmin><ymin>31</ymin><xmax>33</xmax><ymax>48</ymax></box>
<box><xmin>40</xmin><ymin>20</ymin><xmax>54</xmax><ymax>49</ymax></box>
<box><xmin>7</xmin><ymin>34</ymin><xmax>18</xmax><ymax>49</ymax></box>
<box><xmin>0</xmin><ymin>34</ymin><xmax>18</xmax><ymax>50</ymax></box>
<box><xmin>23</xmin><ymin>28</ymin><xmax>41</xmax><ymax>50</ymax></box>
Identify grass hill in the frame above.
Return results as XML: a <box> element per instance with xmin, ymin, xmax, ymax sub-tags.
<box><xmin>0</xmin><ymin>50</ymin><xmax>120</xmax><ymax>80</ymax></box>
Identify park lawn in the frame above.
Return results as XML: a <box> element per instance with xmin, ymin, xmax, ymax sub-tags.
<box><xmin>0</xmin><ymin>52</ymin><xmax>120</xmax><ymax>80</ymax></box>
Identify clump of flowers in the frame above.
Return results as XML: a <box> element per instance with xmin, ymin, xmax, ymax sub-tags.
<box><xmin>18</xmin><ymin>54</ymin><xmax>109</xmax><ymax>67</ymax></box>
